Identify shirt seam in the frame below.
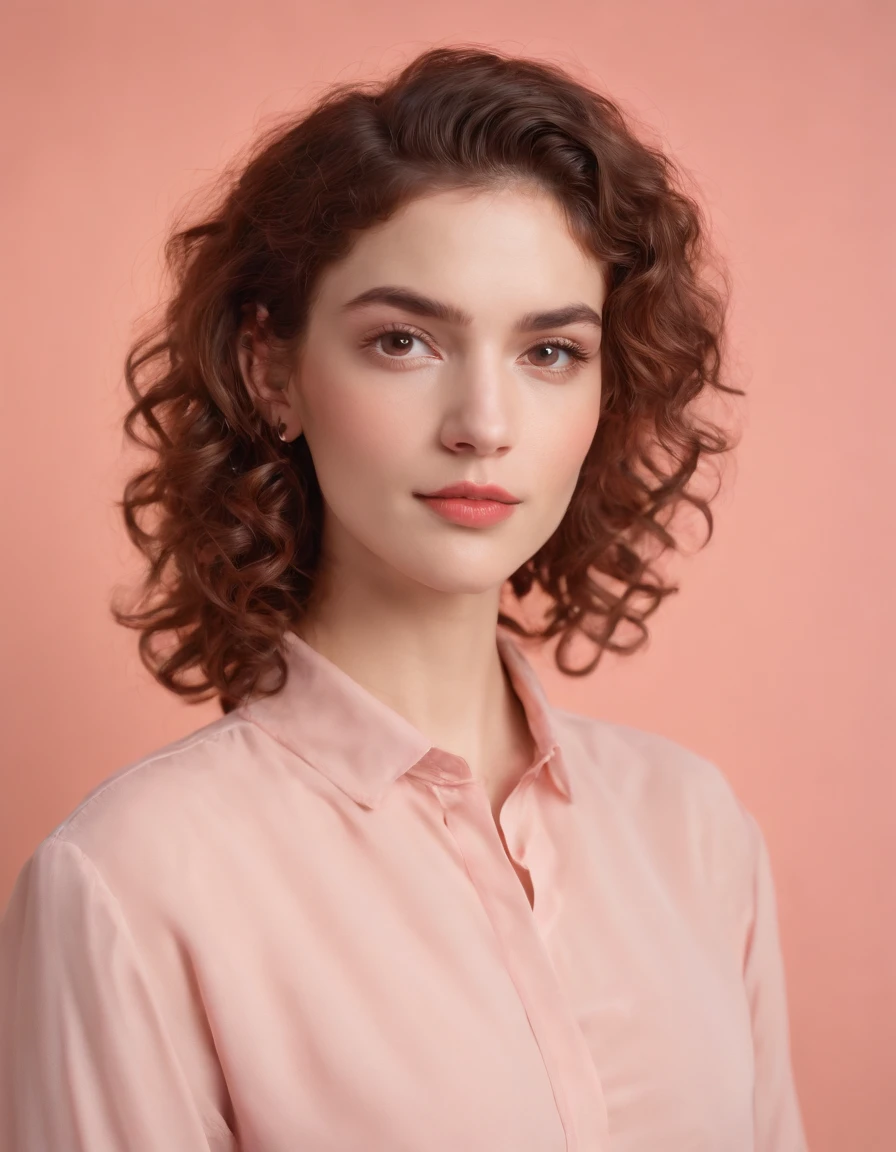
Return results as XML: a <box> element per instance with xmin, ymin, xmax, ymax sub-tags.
<box><xmin>45</xmin><ymin>715</ymin><xmax>247</xmax><ymax>845</ymax></box>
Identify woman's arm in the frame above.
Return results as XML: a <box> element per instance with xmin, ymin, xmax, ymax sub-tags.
<box><xmin>739</xmin><ymin>808</ymin><xmax>810</xmax><ymax>1151</ymax></box>
<box><xmin>0</xmin><ymin>835</ymin><xmax>229</xmax><ymax>1151</ymax></box>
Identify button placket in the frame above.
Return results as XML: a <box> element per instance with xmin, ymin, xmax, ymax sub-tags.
<box><xmin>430</xmin><ymin>776</ymin><xmax>610</xmax><ymax>1152</ymax></box>
<box><xmin>503</xmin><ymin>767</ymin><xmax>568</xmax><ymax>942</ymax></box>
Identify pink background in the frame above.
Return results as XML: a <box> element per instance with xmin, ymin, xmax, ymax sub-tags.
<box><xmin>1</xmin><ymin>3</ymin><xmax>892</xmax><ymax>1148</ymax></box>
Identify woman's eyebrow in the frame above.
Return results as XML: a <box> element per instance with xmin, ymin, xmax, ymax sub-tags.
<box><xmin>341</xmin><ymin>285</ymin><xmax>602</xmax><ymax>331</ymax></box>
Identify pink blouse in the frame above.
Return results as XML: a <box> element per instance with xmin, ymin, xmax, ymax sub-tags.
<box><xmin>0</xmin><ymin>625</ymin><xmax>807</xmax><ymax>1151</ymax></box>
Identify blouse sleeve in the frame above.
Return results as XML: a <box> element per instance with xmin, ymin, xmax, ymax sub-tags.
<box><xmin>0</xmin><ymin>835</ymin><xmax>225</xmax><ymax>1151</ymax></box>
<box><xmin>739</xmin><ymin>808</ymin><xmax>810</xmax><ymax>1151</ymax></box>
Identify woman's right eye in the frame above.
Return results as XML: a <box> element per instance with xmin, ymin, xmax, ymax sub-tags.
<box><xmin>377</xmin><ymin>331</ymin><xmax>428</xmax><ymax>357</ymax></box>
<box><xmin>362</xmin><ymin>325</ymin><xmax>437</xmax><ymax>365</ymax></box>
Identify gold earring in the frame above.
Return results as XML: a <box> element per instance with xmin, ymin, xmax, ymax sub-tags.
<box><xmin>277</xmin><ymin>421</ymin><xmax>288</xmax><ymax>441</ymax></box>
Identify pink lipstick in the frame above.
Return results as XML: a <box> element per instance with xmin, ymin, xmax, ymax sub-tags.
<box><xmin>414</xmin><ymin>481</ymin><xmax>521</xmax><ymax>527</ymax></box>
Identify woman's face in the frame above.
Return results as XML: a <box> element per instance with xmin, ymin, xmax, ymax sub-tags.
<box><xmin>285</xmin><ymin>183</ymin><xmax>606</xmax><ymax>603</ymax></box>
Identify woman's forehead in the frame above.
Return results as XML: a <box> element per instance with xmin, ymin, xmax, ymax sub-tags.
<box><xmin>310</xmin><ymin>190</ymin><xmax>606</xmax><ymax>323</ymax></box>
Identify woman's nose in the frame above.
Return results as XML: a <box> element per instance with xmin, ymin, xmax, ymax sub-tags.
<box><xmin>438</xmin><ymin>355</ymin><xmax>517</xmax><ymax>455</ymax></box>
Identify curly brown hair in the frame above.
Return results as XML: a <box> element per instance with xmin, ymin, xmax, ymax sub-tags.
<box><xmin>111</xmin><ymin>44</ymin><xmax>741</xmax><ymax>713</ymax></box>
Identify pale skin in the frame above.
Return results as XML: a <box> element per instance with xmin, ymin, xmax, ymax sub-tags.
<box><xmin>238</xmin><ymin>183</ymin><xmax>607</xmax><ymax>904</ymax></box>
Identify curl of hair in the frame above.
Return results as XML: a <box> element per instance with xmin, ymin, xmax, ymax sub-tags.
<box><xmin>111</xmin><ymin>44</ymin><xmax>741</xmax><ymax>712</ymax></box>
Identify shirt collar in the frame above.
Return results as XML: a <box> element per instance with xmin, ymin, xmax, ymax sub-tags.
<box><xmin>241</xmin><ymin>624</ymin><xmax>574</xmax><ymax>810</ymax></box>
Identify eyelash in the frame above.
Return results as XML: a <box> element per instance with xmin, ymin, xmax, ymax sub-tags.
<box><xmin>360</xmin><ymin>323</ymin><xmax>594</xmax><ymax>377</ymax></box>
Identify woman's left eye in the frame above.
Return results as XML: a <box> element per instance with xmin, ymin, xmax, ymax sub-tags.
<box><xmin>524</xmin><ymin>341</ymin><xmax>590</xmax><ymax>371</ymax></box>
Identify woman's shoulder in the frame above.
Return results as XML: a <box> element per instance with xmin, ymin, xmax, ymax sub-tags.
<box><xmin>59</xmin><ymin>710</ymin><xmax>247</xmax><ymax>823</ymax></box>
<box><xmin>14</xmin><ymin>709</ymin><xmax>268</xmax><ymax>905</ymax></box>
<box><xmin>550</xmin><ymin>704</ymin><xmax>741</xmax><ymax>796</ymax></box>
<box><xmin>548</xmin><ymin>705</ymin><xmax>759</xmax><ymax>875</ymax></box>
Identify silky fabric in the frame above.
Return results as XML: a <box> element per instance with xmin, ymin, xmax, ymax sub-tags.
<box><xmin>0</xmin><ymin>625</ymin><xmax>808</xmax><ymax>1150</ymax></box>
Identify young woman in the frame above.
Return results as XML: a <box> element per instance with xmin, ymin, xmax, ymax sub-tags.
<box><xmin>0</xmin><ymin>45</ymin><xmax>808</xmax><ymax>1151</ymax></box>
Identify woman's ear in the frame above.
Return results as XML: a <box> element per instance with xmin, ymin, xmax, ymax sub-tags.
<box><xmin>236</xmin><ymin>303</ymin><xmax>273</xmax><ymax>402</ymax></box>
<box><xmin>236</xmin><ymin>303</ymin><xmax>300</xmax><ymax>440</ymax></box>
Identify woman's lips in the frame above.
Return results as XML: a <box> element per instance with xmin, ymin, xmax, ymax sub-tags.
<box><xmin>415</xmin><ymin>495</ymin><xmax>519</xmax><ymax>526</ymax></box>
<box><xmin>418</xmin><ymin>481</ymin><xmax>520</xmax><ymax>503</ymax></box>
